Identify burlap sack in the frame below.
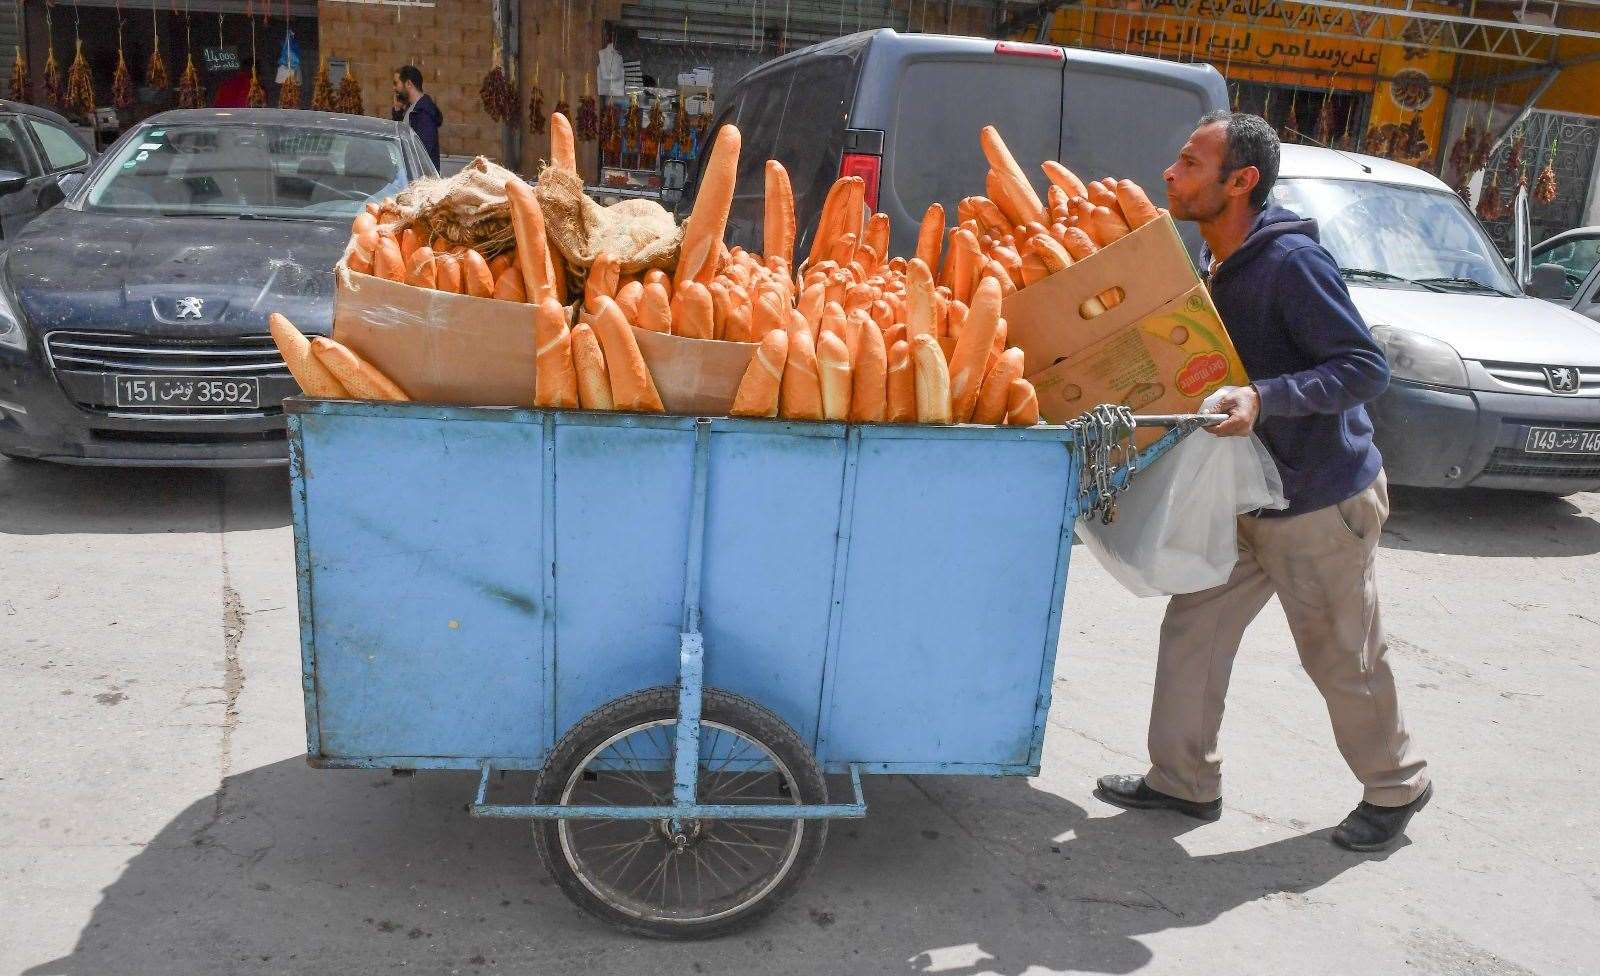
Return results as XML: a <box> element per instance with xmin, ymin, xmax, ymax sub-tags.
<box><xmin>390</xmin><ymin>156</ymin><xmax>520</xmax><ymax>256</ymax></box>
<box><xmin>535</xmin><ymin>166</ymin><xmax>681</xmax><ymax>275</ymax></box>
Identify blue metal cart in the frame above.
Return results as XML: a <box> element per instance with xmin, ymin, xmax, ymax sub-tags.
<box><xmin>286</xmin><ymin>399</ymin><xmax>1212</xmax><ymax>938</ymax></box>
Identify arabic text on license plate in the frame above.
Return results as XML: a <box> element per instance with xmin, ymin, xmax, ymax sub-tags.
<box><xmin>114</xmin><ymin>375</ymin><xmax>260</xmax><ymax>409</ymax></box>
<box><xmin>1524</xmin><ymin>426</ymin><xmax>1600</xmax><ymax>455</ymax></box>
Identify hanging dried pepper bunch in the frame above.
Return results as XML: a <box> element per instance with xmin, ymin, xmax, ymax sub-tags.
<box><xmin>1506</xmin><ymin>128</ymin><xmax>1525</xmax><ymax>177</ymax></box>
<box><xmin>1401</xmin><ymin>113</ymin><xmax>1426</xmax><ymax>160</ymax></box>
<box><xmin>10</xmin><ymin>47</ymin><xmax>29</xmax><ymax>103</ymax></box>
<box><xmin>1449</xmin><ymin>122</ymin><xmax>1478</xmax><ymax>182</ymax></box>
<box><xmin>672</xmin><ymin>95</ymin><xmax>691</xmax><ymax>153</ymax></box>
<box><xmin>66</xmin><ymin>39</ymin><xmax>95</xmax><ymax>117</ymax></box>
<box><xmin>1476</xmin><ymin>170</ymin><xmax>1502</xmax><ymax>221</ymax></box>
<box><xmin>527</xmin><ymin>65</ymin><xmax>545</xmax><ymax>134</ymax></box>
<box><xmin>576</xmin><ymin>90</ymin><xmax>598</xmax><ymax>142</ymax></box>
<box><xmin>479</xmin><ymin>65</ymin><xmax>515</xmax><ymax>123</ymax></box>
<box><xmin>279</xmin><ymin>69</ymin><xmax>300</xmax><ymax>109</ymax></box>
<box><xmin>624</xmin><ymin>94</ymin><xmax>641</xmax><ymax>145</ymax></box>
<box><xmin>641</xmin><ymin>97</ymin><xmax>663</xmax><ymax>157</ymax></box>
<box><xmin>113</xmin><ymin>50</ymin><xmax>135</xmax><ymax>111</ymax></box>
<box><xmin>1315</xmin><ymin>97</ymin><xmax>1336</xmax><ymax>146</ymax></box>
<box><xmin>247</xmin><ymin>65</ymin><xmax>266</xmax><ymax>108</ymax></box>
<box><xmin>552</xmin><ymin>75</ymin><xmax>570</xmax><ymax>131</ymax></box>
<box><xmin>147</xmin><ymin>22</ymin><xmax>169</xmax><ymax>90</ymax></box>
<box><xmin>177</xmin><ymin>52</ymin><xmax>201</xmax><ymax>108</ymax></box>
<box><xmin>1470</xmin><ymin>119</ymin><xmax>1496</xmax><ymax>173</ymax></box>
<box><xmin>599</xmin><ymin>98</ymin><xmax>618</xmax><ymax>161</ymax></box>
<box><xmin>310</xmin><ymin>55</ymin><xmax>336</xmax><ymax>111</ymax></box>
<box><xmin>44</xmin><ymin>41</ymin><xmax>63</xmax><ymax>110</ymax></box>
<box><xmin>335</xmin><ymin>65</ymin><xmax>363</xmax><ymax>116</ymax></box>
<box><xmin>1534</xmin><ymin>141</ymin><xmax>1559</xmax><ymax>205</ymax></box>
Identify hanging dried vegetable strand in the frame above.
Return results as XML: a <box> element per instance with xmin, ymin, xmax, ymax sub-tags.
<box><xmin>10</xmin><ymin>46</ymin><xmax>28</xmax><ymax>103</ymax></box>
<box><xmin>335</xmin><ymin>63</ymin><xmax>363</xmax><ymax>115</ymax></box>
<box><xmin>246</xmin><ymin>10</ymin><xmax>265</xmax><ymax>108</ymax></box>
<box><xmin>672</xmin><ymin>90</ymin><xmax>690</xmax><ymax>154</ymax></box>
<box><xmin>599</xmin><ymin>94</ymin><xmax>618</xmax><ymax>163</ymax></box>
<box><xmin>146</xmin><ymin>4</ymin><xmax>169</xmax><ymax>90</ymax></box>
<box><xmin>310</xmin><ymin>53</ymin><xmax>335</xmax><ymax>111</ymax></box>
<box><xmin>67</xmin><ymin>38</ymin><xmax>96</xmax><ymax>118</ymax></box>
<box><xmin>576</xmin><ymin>75</ymin><xmax>598</xmax><ymax>142</ymax></box>
<box><xmin>527</xmin><ymin>61</ymin><xmax>546</xmax><ymax>134</ymax></box>
<box><xmin>1506</xmin><ymin>127</ymin><xmax>1525</xmax><ymax>178</ymax></box>
<box><xmin>1476</xmin><ymin>170</ymin><xmax>1502</xmax><ymax>221</ymax></box>
<box><xmin>112</xmin><ymin>1</ymin><xmax>135</xmax><ymax>111</ymax></box>
<box><xmin>553</xmin><ymin>72</ymin><xmax>570</xmax><ymax>132</ymax></box>
<box><xmin>44</xmin><ymin>6</ymin><xmax>63</xmax><ymax>109</ymax></box>
<box><xmin>1534</xmin><ymin>138</ymin><xmax>1559</xmax><ymax>205</ymax></box>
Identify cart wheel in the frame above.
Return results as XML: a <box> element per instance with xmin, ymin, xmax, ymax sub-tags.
<box><xmin>532</xmin><ymin>687</ymin><xmax>828</xmax><ymax>939</ymax></box>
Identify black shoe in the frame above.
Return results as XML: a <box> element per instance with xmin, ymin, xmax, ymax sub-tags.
<box><xmin>1331</xmin><ymin>783</ymin><xmax>1433</xmax><ymax>852</ymax></box>
<box><xmin>1094</xmin><ymin>773</ymin><xmax>1222</xmax><ymax>822</ymax></box>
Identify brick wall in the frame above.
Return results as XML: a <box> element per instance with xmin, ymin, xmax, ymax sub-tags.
<box><xmin>317</xmin><ymin>0</ymin><xmax>503</xmax><ymax>164</ymax></box>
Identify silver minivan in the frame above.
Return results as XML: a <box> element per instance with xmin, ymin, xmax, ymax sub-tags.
<box><xmin>1270</xmin><ymin>145</ymin><xmax>1600</xmax><ymax>495</ymax></box>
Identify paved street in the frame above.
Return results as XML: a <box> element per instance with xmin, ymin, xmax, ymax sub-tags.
<box><xmin>3</xmin><ymin>458</ymin><xmax>1598</xmax><ymax>975</ymax></box>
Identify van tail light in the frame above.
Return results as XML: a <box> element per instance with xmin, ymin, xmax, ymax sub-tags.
<box><xmin>995</xmin><ymin>41</ymin><xmax>1064</xmax><ymax>60</ymax></box>
<box><xmin>839</xmin><ymin>152</ymin><xmax>881</xmax><ymax>211</ymax></box>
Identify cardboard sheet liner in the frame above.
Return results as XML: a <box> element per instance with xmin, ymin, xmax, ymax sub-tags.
<box><xmin>1003</xmin><ymin>216</ymin><xmax>1248</xmax><ymax>438</ymax></box>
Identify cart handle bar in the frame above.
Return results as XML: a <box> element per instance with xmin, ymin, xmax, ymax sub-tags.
<box><xmin>467</xmin><ymin>761</ymin><xmax>869</xmax><ymax>820</ymax></box>
<box><xmin>1133</xmin><ymin>413</ymin><xmax>1229</xmax><ymax>428</ymax></box>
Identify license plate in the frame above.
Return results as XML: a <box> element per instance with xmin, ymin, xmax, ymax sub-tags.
<box><xmin>114</xmin><ymin>375</ymin><xmax>260</xmax><ymax>409</ymax></box>
<box><xmin>1524</xmin><ymin>426</ymin><xmax>1600</xmax><ymax>455</ymax></box>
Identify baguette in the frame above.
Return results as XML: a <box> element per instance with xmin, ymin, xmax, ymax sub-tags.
<box><xmin>885</xmin><ymin>339</ymin><xmax>916</xmax><ymax>423</ymax></box>
<box><xmin>644</xmin><ymin>268</ymin><xmax>670</xmax><ymax>289</ymax></box>
<box><xmin>863</xmin><ymin>212</ymin><xmax>890</xmax><ymax>267</ymax></box>
<box><xmin>753</xmin><ymin>282</ymin><xmax>788</xmax><ymax>339</ymax></box>
<box><xmin>1019</xmin><ymin>247</ymin><xmax>1050</xmax><ymax>287</ymax></box>
<box><xmin>638</xmin><ymin>281</ymin><xmax>673</xmax><ymax>333</ymax></box>
<box><xmin>569</xmin><ymin>322</ymin><xmax>613</xmax><ymax>410</ymax></box>
<box><xmin>672</xmin><ymin>281</ymin><xmax>715</xmax><ymax>340</ymax></box>
<box><xmin>973</xmin><ymin>347</ymin><xmax>1025</xmax><ymax>425</ymax></box>
<box><xmin>820</xmin><ymin>301</ymin><xmax>848</xmax><ymax>348</ymax></box>
<box><xmin>434</xmin><ymin>251</ymin><xmax>463</xmax><ymax>294</ymax></box>
<box><xmin>911</xmin><ymin>333</ymin><xmax>952</xmax><ymax>424</ymax></box>
<box><xmin>844</xmin><ymin>308</ymin><xmax>868</xmax><ymax>363</ymax></box>
<box><xmin>982</xmin><ymin>258</ymin><xmax>1017</xmax><ymax>296</ymax></box>
<box><xmin>1042</xmin><ymin>160</ymin><xmax>1088</xmax><ymax>199</ymax></box>
<box><xmin>969</xmin><ymin>192</ymin><xmax>1013</xmax><ymax>236</ymax></box>
<box><xmin>405</xmin><ymin>247</ymin><xmax>438</xmax><ymax>289</ymax></box>
<box><xmin>985</xmin><ymin>171</ymin><xmax>1023</xmax><ymax>227</ymax></box>
<box><xmin>615</xmin><ymin>279</ymin><xmax>645</xmax><ymax>323</ymax></box>
<box><xmin>723</xmin><ymin>296</ymin><xmax>755</xmax><ymax>343</ymax></box>
<box><xmin>462</xmin><ymin>248</ymin><xmax>496</xmax><ymax>297</ymax></box>
<box><xmin>675</xmin><ymin>123</ymin><xmax>741</xmax><ymax>289</ymax></box>
<box><xmin>798</xmin><ymin>281</ymin><xmax>826</xmax><ymax>332</ymax></box>
<box><xmin>373</xmin><ymin>235</ymin><xmax>406</xmax><ymax>282</ymax></box>
<box><xmin>1116</xmin><ymin>179</ymin><xmax>1162</xmax><ymax>228</ymax></box>
<box><xmin>269</xmin><ymin>313</ymin><xmax>348</xmax><ymax>398</ymax></box>
<box><xmin>534</xmin><ymin>297</ymin><xmax>580</xmax><ymax>409</ymax></box>
<box><xmin>817</xmin><ymin>330</ymin><xmax>853</xmax><ymax>421</ymax></box>
<box><xmin>488</xmin><ymin>250</ymin><xmax>516</xmax><ymax>279</ymax></box>
<box><xmin>829</xmin><ymin>232</ymin><xmax>859</xmax><ymax>269</ymax></box>
<box><xmin>730</xmin><ymin>327</ymin><xmax>789</xmax><ymax>417</ymax></box>
<box><xmin>916</xmin><ymin>203</ymin><xmax>945</xmax><ymax>271</ymax></box>
<box><xmin>870</xmin><ymin>299</ymin><xmax>895</xmax><ymax>335</ymax></box>
<box><xmin>948</xmin><ymin>276</ymin><xmax>1003</xmax><ymax>423</ymax></box>
<box><xmin>779</xmin><ymin>328</ymin><xmax>823</xmax><ymax>421</ymax></box>
<box><xmin>399</xmin><ymin>227</ymin><xmax>422</xmax><ymax>263</ymax></box>
<box><xmin>493</xmin><ymin>266</ymin><xmax>527</xmax><ymax>302</ymax></box>
<box><xmin>848</xmin><ymin>317</ymin><xmax>887</xmax><ymax>423</ymax></box>
<box><xmin>584</xmin><ymin>252</ymin><xmax>621</xmax><ymax>313</ymax></box>
<box><xmin>1005</xmin><ymin>378</ymin><xmax>1040</xmax><ymax>426</ymax></box>
<box><xmin>310</xmin><ymin>337</ymin><xmax>409</xmax><ymax>401</ymax></box>
<box><xmin>949</xmin><ymin>228</ymin><xmax>982</xmax><ymax>304</ymax></box>
<box><xmin>1091</xmin><ymin>205</ymin><xmax>1131</xmax><ymax>245</ymax></box>
<box><xmin>907</xmin><ymin>257</ymin><xmax>937</xmax><ymax>343</ymax></box>
<box><xmin>764</xmin><ymin>160</ymin><xmax>796</xmax><ymax>268</ymax></box>
<box><xmin>550</xmin><ymin>112</ymin><xmax>577</xmax><ymax>173</ymax></box>
<box><xmin>885</xmin><ymin>321</ymin><xmax>907</xmax><ymax>348</ymax></box>
<box><xmin>1030</xmin><ymin>233</ymin><xmax>1074</xmax><ymax>273</ymax></box>
<box><xmin>804</xmin><ymin>176</ymin><xmax>864</xmax><ymax>271</ymax></box>
<box><xmin>946</xmin><ymin>300</ymin><xmax>968</xmax><ymax>344</ymax></box>
<box><xmin>979</xmin><ymin>125</ymin><xmax>1046</xmax><ymax>225</ymax></box>
<box><xmin>505</xmin><ymin>177</ymin><xmax>556</xmax><ymax>302</ymax></box>
<box><xmin>348</xmin><ymin>213</ymin><xmax>379</xmax><ymax>274</ymax></box>
<box><xmin>590</xmin><ymin>297</ymin><xmax>664</xmax><ymax>412</ymax></box>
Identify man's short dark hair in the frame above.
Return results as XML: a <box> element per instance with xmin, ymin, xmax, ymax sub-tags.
<box><xmin>1198</xmin><ymin>110</ymin><xmax>1279</xmax><ymax>209</ymax></box>
<box><xmin>396</xmin><ymin>65</ymin><xmax>424</xmax><ymax>91</ymax></box>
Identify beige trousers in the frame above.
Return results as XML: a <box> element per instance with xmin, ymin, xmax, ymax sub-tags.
<box><xmin>1144</xmin><ymin>471</ymin><xmax>1430</xmax><ymax>807</ymax></box>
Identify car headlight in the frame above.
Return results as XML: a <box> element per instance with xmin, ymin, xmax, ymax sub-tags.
<box><xmin>1371</xmin><ymin>325</ymin><xmax>1467</xmax><ymax>388</ymax></box>
<box><xmin>0</xmin><ymin>266</ymin><xmax>24</xmax><ymax>353</ymax></box>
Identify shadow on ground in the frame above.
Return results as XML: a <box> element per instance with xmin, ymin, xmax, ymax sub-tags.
<box><xmin>0</xmin><ymin>460</ymin><xmax>290</xmax><ymax>536</ymax></box>
<box><xmin>24</xmin><ymin>759</ymin><xmax>1390</xmax><ymax>975</ymax></box>
<box><xmin>1383</xmin><ymin>486</ymin><xmax>1599</xmax><ymax>558</ymax></box>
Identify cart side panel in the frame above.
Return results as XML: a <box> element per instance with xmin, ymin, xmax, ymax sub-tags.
<box><xmin>820</xmin><ymin>432</ymin><xmax>1073</xmax><ymax>767</ymax></box>
<box><xmin>299</xmin><ymin>411</ymin><xmax>548</xmax><ymax>762</ymax></box>
<box><xmin>551</xmin><ymin>420</ymin><xmax>696</xmax><ymax>737</ymax></box>
<box><xmin>700</xmin><ymin>428</ymin><xmax>848</xmax><ymax>746</ymax></box>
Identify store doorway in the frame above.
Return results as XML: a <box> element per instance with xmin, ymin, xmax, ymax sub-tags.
<box><xmin>1231</xmin><ymin>80</ymin><xmax>1369</xmax><ymax>151</ymax></box>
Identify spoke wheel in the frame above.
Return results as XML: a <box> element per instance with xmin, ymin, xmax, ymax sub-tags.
<box><xmin>532</xmin><ymin>687</ymin><xmax>827</xmax><ymax>939</ymax></box>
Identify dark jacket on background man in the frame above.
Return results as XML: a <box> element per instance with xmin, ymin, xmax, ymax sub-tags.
<box><xmin>393</xmin><ymin>93</ymin><xmax>443</xmax><ymax>169</ymax></box>
<box><xmin>1201</xmin><ymin>206</ymin><xmax>1390</xmax><ymax>518</ymax></box>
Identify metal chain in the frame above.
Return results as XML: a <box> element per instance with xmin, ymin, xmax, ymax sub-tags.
<box><xmin>1071</xmin><ymin>405</ymin><xmax>1138</xmax><ymax>525</ymax></box>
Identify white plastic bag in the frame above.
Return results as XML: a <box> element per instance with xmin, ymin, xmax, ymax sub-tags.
<box><xmin>1079</xmin><ymin>390</ymin><xmax>1286</xmax><ymax>597</ymax></box>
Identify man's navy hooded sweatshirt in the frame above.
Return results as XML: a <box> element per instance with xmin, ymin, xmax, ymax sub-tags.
<box><xmin>1201</xmin><ymin>206</ymin><xmax>1390</xmax><ymax>517</ymax></box>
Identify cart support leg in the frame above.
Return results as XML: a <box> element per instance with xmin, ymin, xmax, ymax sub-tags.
<box><xmin>670</xmin><ymin>418</ymin><xmax>715</xmax><ymax>833</ymax></box>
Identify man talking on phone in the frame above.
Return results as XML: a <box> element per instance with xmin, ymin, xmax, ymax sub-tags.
<box><xmin>1093</xmin><ymin>112</ymin><xmax>1431</xmax><ymax>852</ymax></box>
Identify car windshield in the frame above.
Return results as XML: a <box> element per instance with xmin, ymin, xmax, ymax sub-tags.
<box><xmin>1269</xmin><ymin>177</ymin><xmax>1519</xmax><ymax>296</ymax></box>
<box><xmin>85</xmin><ymin>122</ymin><xmax>406</xmax><ymax>218</ymax></box>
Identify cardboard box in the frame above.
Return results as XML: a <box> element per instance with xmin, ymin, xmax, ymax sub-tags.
<box><xmin>1002</xmin><ymin>216</ymin><xmax>1247</xmax><ymax>436</ymax></box>
<box><xmin>679</xmin><ymin>85</ymin><xmax>714</xmax><ymax>116</ymax></box>
<box><xmin>332</xmin><ymin>265</ymin><xmax>541</xmax><ymax>407</ymax></box>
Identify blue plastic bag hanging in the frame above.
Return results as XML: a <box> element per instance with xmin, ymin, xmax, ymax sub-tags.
<box><xmin>275</xmin><ymin>29</ymin><xmax>301</xmax><ymax>86</ymax></box>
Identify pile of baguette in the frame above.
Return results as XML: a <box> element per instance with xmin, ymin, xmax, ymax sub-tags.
<box><xmin>270</xmin><ymin>114</ymin><xmax>1164</xmax><ymax>427</ymax></box>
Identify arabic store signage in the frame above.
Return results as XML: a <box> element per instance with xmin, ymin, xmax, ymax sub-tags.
<box><xmin>1070</xmin><ymin>0</ymin><xmax>1385</xmax><ymax>86</ymax></box>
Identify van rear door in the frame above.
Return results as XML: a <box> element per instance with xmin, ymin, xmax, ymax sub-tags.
<box><xmin>851</xmin><ymin>33</ymin><xmax>1063</xmax><ymax>258</ymax></box>
<box><xmin>1058</xmin><ymin>54</ymin><xmax>1227</xmax><ymax>253</ymax></box>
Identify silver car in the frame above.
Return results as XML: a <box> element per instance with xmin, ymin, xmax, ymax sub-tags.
<box><xmin>1271</xmin><ymin>145</ymin><xmax>1600</xmax><ymax>496</ymax></box>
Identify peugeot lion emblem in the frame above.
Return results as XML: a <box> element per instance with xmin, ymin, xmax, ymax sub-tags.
<box><xmin>1545</xmin><ymin>366</ymin><xmax>1581</xmax><ymax>394</ymax></box>
<box><xmin>175</xmin><ymin>296</ymin><xmax>205</xmax><ymax>320</ymax></box>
